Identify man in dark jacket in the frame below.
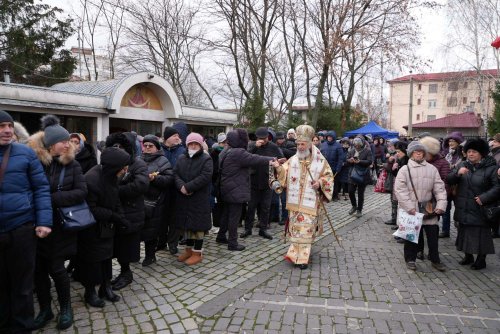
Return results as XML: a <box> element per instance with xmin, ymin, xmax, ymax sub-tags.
<box><xmin>242</xmin><ymin>127</ymin><xmax>284</xmax><ymax>240</ymax></box>
<box><xmin>158</xmin><ymin>126</ymin><xmax>186</xmax><ymax>254</ymax></box>
<box><xmin>0</xmin><ymin>110</ymin><xmax>52</xmax><ymax>333</ymax></box>
<box><xmin>271</xmin><ymin>132</ymin><xmax>295</xmax><ymax>224</ymax></box>
<box><xmin>216</xmin><ymin>129</ymin><xmax>274</xmax><ymax>250</ymax></box>
<box><xmin>320</xmin><ymin>131</ymin><xmax>344</xmax><ymax>200</ymax></box>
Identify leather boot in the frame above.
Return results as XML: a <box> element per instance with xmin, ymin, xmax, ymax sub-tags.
<box><xmin>184</xmin><ymin>251</ymin><xmax>203</xmax><ymax>265</ymax></box>
<box><xmin>56</xmin><ymin>302</ymin><xmax>73</xmax><ymax>330</ymax></box>
<box><xmin>98</xmin><ymin>280</ymin><xmax>121</xmax><ymax>302</ymax></box>
<box><xmin>111</xmin><ymin>270</ymin><xmax>133</xmax><ymax>290</ymax></box>
<box><xmin>459</xmin><ymin>253</ymin><xmax>474</xmax><ymax>265</ymax></box>
<box><xmin>33</xmin><ymin>307</ymin><xmax>54</xmax><ymax>329</ymax></box>
<box><xmin>471</xmin><ymin>254</ymin><xmax>486</xmax><ymax>270</ymax></box>
<box><xmin>84</xmin><ymin>287</ymin><xmax>105</xmax><ymax>308</ymax></box>
<box><xmin>177</xmin><ymin>248</ymin><xmax>193</xmax><ymax>262</ymax></box>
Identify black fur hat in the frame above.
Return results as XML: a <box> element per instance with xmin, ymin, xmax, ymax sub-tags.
<box><xmin>463</xmin><ymin>138</ymin><xmax>489</xmax><ymax>157</ymax></box>
<box><xmin>105</xmin><ymin>132</ymin><xmax>134</xmax><ymax>157</ymax></box>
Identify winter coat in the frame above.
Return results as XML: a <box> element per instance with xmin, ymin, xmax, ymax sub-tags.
<box><xmin>162</xmin><ymin>143</ymin><xmax>186</xmax><ymax>168</ymax></box>
<box><xmin>174</xmin><ymin>149</ymin><xmax>213</xmax><ymax>232</ymax></box>
<box><xmin>428</xmin><ymin>154</ymin><xmax>451</xmax><ymax>195</ymax></box>
<box><xmin>394</xmin><ymin>159</ymin><xmax>447</xmax><ymax>225</ymax></box>
<box><xmin>277</xmin><ymin>140</ymin><xmax>297</xmax><ymax>159</ymax></box>
<box><xmin>118</xmin><ymin>157</ymin><xmax>149</xmax><ymax>234</ymax></box>
<box><xmin>27</xmin><ymin>132</ymin><xmax>87</xmax><ymax>259</ymax></box>
<box><xmin>491</xmin><ymin>146</ymin><xmax>500</xmax><ymax>166</ymax></box>
<box><xmin>0</xmin><ymin>143</ymin><xmax>52</xmax><ymax>232</ymax></box>
<box><xmin>141</xmin><ymin>151</ymin><xmax>173</xmax><ymax>241</ymax></box>
<box><xmin>346</xmin><ymin>145</ymin><xmax>373</xmax><ymax>185</ymax></box>
<box><xmin>373</xmin><ymin>144</ymin><xmax>387</xmax><ymax>162</ymax></box>
<box><xmin>75</xmin><ymin>142</ymin><xmax>98</xmax><ymax>174</ymax></box>
<box><xmin>320</xmin><ymin>139</ymin><xmax>344</xmax><ymax>174</ymax></box>
<box><xmin>80</xmin><ymin>165</ymin><xmax>122</xmax><ymax>262</ymax></box>
<box><xmin>248</xmin><ymin>141</ymin><xmax>284</xmax><ymax>190</ymax></box>
<box><xmin>336</xmin><ymin>147</ymin><xmax>350</xmax><ymax>184</ymax></box>
<box><xmin>447</xmin><ymin>156</ymin><xmax>500</xmax><ymax>227</ymax></box>
<box><xmin>210</xmin><ymin>146</ymin><xmax>224</xmax><ymax>184</ymax></box>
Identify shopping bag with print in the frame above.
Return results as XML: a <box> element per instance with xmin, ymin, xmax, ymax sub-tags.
<box><xmin>393</xmin><ymin>208</ymin><xmax>424</xmax><ymax>243</ymax></box>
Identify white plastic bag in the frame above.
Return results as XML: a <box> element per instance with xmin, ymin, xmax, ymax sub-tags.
<box><xmin>392</xmin><ymin>208</ymin><xmax>424</xmax><ymax>244</ymax></box>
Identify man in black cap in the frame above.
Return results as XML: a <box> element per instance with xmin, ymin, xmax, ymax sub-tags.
<box><xmin>241</xmin><ymin>127</ymin><xmax>284</xmax><ymax>240</ymax></box>
<box><xmin>0</xmin><ymin>110</ymin><xmax>53</xmax><ymax>333</ymax></box>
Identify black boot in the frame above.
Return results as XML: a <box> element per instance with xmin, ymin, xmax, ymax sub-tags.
<box><xmin>56</xmin><ymin>302</ymin><xmax>73</xmax><ymax>330</ymax></box>
<box><xmin>84</xmin><ymin>287</ymin><xmax>105</xmax><ymax>308</ymax></box>
<box><xmin>458</xmin><ymin>253</ymin><xmax>474</xmax><ymax>265</ymax></box>
<box><xmin>33</xmin><ymin>307</ymin><xmax>54</xmax><ymax>329</ymax></box>
<box><xmin>471</xmin><ymin>254</ymin><xmax>486</xmax><ymax>270</ymax></box>
<box><xmin>112</xmin><ymin>270</ymin><xmax>133</xmax><ymax>290</ymax></box>
<box><xmin>98</xmin><ymin>280</ymin><xmax>121</xmax><ymax>302</ymax></box>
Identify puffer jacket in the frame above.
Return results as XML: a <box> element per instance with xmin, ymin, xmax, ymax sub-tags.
<box><xmin>447</xmin><ymin>156</ymin><xmax>500</xmax><ymax>226</ymax></box>
<box><xmin>428</xmin><ymin>154</ymin><xmax>451</xmax><ymax>195</ymax></box>
<box><xmin>220</xmin><ymin>129</ymin><xmax>273</xmax><ymax>203</ymax></box>
<box><xmin>0</xmin><ymin>142</ymin><xmax>52</xmax><ymax>232</ymax></box>
<box><xmin>394</xmin><ymin>159</ymin><xmax>447</xmax><ymax>225</ymax></box>
<box><xmin>27</xmin><ymin>131</ymin><xmax>88</xmax><ymax>259</ymax></box>
<box><xmin>174</xmin><ymin>149</ymin><xmax>213</xmax><ymax>232</ymax></box>
<box><xmin>320</xmin><ymin>132</ymin><xmax>344</xmax><ymax>174</ymax></box>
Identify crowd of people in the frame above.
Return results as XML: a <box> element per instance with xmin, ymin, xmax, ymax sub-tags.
<box><xmin>1</xmin><ymin>107</ymin><xmax>499</xmax><ymax>333</ymax></box>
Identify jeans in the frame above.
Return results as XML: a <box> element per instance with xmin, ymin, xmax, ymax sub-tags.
<box><xmin>405</xmin><ymin>225</ymin><xmax>440</xmax><ymax>263</ymax></box>
<box><xmin>441</xmin><ymin>198</ymin><xmax>453</xmax><ymax>233</ymax></box>
<box><xmin>0</xmin><ymin>222</ymin><xmax>36</xmax><ymax>334</ymax></box>
<box><xmin>348</xmin><ymin>183</ymin><xmax>367</xmax><ymax>211</ymax></box>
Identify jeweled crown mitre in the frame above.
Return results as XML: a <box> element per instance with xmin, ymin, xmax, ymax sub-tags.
<box><xmin>295</xmin><ymin>125</ymin><xmax>315</xmax><ymax>142</ymax></box>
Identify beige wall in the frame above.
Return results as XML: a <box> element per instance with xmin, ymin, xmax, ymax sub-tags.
<box><xmin>388</xmin><ymin>77</ymin><xmax>496</xmax><ymax>135</ymax></box>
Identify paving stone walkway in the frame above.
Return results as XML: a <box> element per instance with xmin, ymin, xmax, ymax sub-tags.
<box><xmin>38</xmin><ymin>187</ymin><xmax>500</xmax><ymax>333</ymax></box>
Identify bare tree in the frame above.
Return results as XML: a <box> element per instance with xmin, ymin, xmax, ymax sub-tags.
<box><xmin>77</xmin><ymin>0</ymin><xmax>104</xmax><ymax>80</ymax></box>
<box><xmin>100</xmin><ymin>0</ymin><xmax>126</xmax><ymax>79</ymax></box>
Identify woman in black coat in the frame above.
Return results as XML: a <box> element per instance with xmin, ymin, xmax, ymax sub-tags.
<box><xmin>105</xmin><ymin>132</ymin><xmax>149</xmax><ymax>290</ymax></box>
<box><xmin>346</xmin><ymin>136</ymin><xmax>373</xmax><ymax>217</ymax></box>
<box><xmin>69</xmin><ymin>133</ymin><xmax>97</xmax><ymax>174</ymax></box>
<box><xmin>174</xmin><ymin>133</ymin><xmax>213</xmax><ymax>265</ymax></box>
<box><xmin>27</xmin><ymin>116</ymin><xmax>87</xmax><ymax>330</ymax></box>
<box><xmin>215</xmin><ymin>129</ymin><xmax>274</xmax><ymax>251</ymax></box>
<box><xmin>78</xmin><ymin>147</ymin><xmax>130</xmax><ymax>307</ymax></box>
<box><xmin>140</xmin><ymin>135</ymin><xmax>174</xmax><ymax>266</ymax></box>
<box><xmin>447</xmin><ymin>139</ymin><xmax>500</xmax><ymax>270</ymax></box>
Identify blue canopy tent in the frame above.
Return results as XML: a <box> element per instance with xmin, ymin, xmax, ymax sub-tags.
<box><xmin>343</xmin><ymin>121</ymin><xmax>399</xmax><ymax>139</ymax></box>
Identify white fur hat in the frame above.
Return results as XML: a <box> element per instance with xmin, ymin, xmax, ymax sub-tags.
<box><xmin>419</xmin><ymin>136</ymin><xmax>441</xmax><ymax>155</ymax></box>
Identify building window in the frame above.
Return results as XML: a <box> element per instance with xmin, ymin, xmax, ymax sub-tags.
<box><xmin>428</xmin><ymin>99</ymin><xmax>437</xmax><ymax>108</ymax></box>
<box><xmin>417</xmin><ymin>98</ymin><xmax>421</xmax><ymax>105</ymax></box>
<box><xmin>463</xmin><ymin>81</ymin><xmax>468</xmax><ymax>89</ymax></box>
<box><xmin>427</xmin><ymin>115</ymin><xmax>436</xmax><ymax>121</ymax></box>
<box><xmin>429</xmin><ymin>84</ymin><xmax>438</xmax><ymax>93</ymax></box>
<box><xmin>477</xmin><ymin>96</ymin><xmax>481</xmax><ymax>102</ymax></box>
<box><xmin>418</xmin><ymin>84</ymin><xmax>422</xmax><ymax>91</ymax></box>
<box><xmin>448</xmin><ymin>82</ymin><xmax>459</xmax><ymax>91</ymax></box>
<box><xmin>462</xmin><ymin>97</ymin><xmax>467</xmax><ymax>104</ymax></box>
<box><xmin>416</xmin><ymin>114</ymin><xmax>420</xmax><ymax>121</ymax></box>
<box><xmin>447</xmin><ymin>97</ymin><xmax>457</xmax><ymax>107</ymax></box>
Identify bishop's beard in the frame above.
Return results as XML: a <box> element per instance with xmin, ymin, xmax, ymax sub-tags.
<box><xmin>297</xmin><ymin>149</ymin><xmax>311</xmax><ymax>160</ymax></box>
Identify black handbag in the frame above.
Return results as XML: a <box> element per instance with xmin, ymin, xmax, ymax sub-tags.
<box><xmin>57</xmin><ymin>167</ymin><xmax>96</xmax><ymax>232</ymax></box>
<box><xmin>350</xmin><ymin>165</ymin><xmax>368</xmax><ymax>184</ymax></box>
<box><xmin>481</xmin><ymin>204</ymin><xmax>500</xmax><ymax>224</ymax></box>
<box><xmin>408</xmin><ymin>166</ymin><xmax>438</xmax><ymax>219</ymax></box>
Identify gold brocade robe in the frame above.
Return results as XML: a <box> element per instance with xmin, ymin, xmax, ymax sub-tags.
<box><xmin>276</xmin><ymin>146</ymin><xmax>334</xmax><ymax>264</ymax></box>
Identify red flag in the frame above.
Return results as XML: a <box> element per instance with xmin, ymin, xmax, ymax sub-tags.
<box><xmin>491</xmin><ymin>37</ymin><xmax>500</xmax><ymax>49</ymax></box>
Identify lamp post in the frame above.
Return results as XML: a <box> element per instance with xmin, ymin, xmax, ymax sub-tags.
<box><xmin>408</xmin><ymin>71</ymin><xmax>414</xmax><ymax>137</ymax></box>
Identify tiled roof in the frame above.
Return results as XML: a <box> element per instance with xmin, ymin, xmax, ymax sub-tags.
<box><xmin>403</xmin><ymin>112</ymin><xmax>482</xmax><ymax>129</ymax></box>
<box><xmin>51</xmin><ymin>78</ymin><xmax>124</xmax><ymax>96</ymax></box>
<box><xmin>388</xmin><ymin>69</ymin><xmax>499</xmax><ymax>83</ymax></box>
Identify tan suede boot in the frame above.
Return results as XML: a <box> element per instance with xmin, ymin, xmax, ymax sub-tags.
<box><xmin>177</xmin><ymin>248</ymin><xmax>192</xmax><ymax>262</ymax></box>
<box><xmin>184</xmin><ymin>250</ymin><xmax>202</xmax><ymax>265</ymax></box>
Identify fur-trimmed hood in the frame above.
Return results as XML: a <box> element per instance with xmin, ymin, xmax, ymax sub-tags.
<box><xmin>27</xmin><ymin>131</ymin><xmax>76</xmax><ymax>166</ymax></box>
<box><xmin>13</xmin><ymin>122</ymin><xmax>30</xmax><ymax>144</ymax></box>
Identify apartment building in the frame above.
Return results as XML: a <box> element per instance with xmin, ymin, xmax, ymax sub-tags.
<box><xmin>387</xmin><ymin>69</ymin><xmax>498</xmax><ymax>135</ymax></box>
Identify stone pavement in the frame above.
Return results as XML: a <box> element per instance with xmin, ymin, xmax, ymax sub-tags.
<box><xmin>38</xmin><ymin>187</ymin><xmax>500</xmax><ymax>333</ymax></box>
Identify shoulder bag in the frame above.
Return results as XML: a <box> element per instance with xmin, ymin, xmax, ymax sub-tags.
<box><xmin>57</xmin><ymin>166</ymin><xmax>96</xmax><ymax>232</ymax></box>
<box><xmin>408</xmin><ymin>167</ymin><xmax>437</xmax><ymax>219</ymax></box>
<box><xmin>350</xmin><ymin>165</ymin><xmax>369</xmax><ymax>184</ymax></box>
<box><xmin>464</xmin><ymin>172</ymin><xmax>500</xmax><ymax>226</ymax></box>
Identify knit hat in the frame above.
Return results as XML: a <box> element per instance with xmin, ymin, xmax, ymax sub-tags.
<box><xmin>41</xmin><ymin>115</ymin><xmax>70</xmax><ymax>147</ymax></box>
<box><xmin>407</xmin><ymin>140</ymin><xmax>427</xmax><ymax>156</ymax></box>
<box><xmin>463</xmin><ymin>138</ymin><xmax>489</xmax><ymax>157</ymax></box>
<box><xmin>143</xmin><ymin>134</ymin><xmax>161</xmax><ymax>150</ymax></box>
<box><xmin>186</xmin><ymin>132</ymin><xmax>204</xmax><ymax>147</ymax></box>
<box><xmin>163</xmin><ymin>126</ymin><xmax>179</xmax><ymax>140</ymax></box>
<box><xmin>0</xmin><ymin>110</ymin><xmax>13</xmax><ymax>124</ymax></box>
<box><xmin>255</xmin><ymin>127</ymin><xmax>269</xmax><ymax>139</ymax></box>
<box><xmin>217</xmin><ymin>132</ymin><xmax>227</xmax><ymax>143</ymax></box>
<box><xmin>275</xmin><ymin>131</ymin><xmax>285</xmax><ymax>140</ymax></box>
<box><xmin>395</xmin><ymin>141</ymin><xmax>408</xmax><ymax>155</ymax></box>
<box><xmin>443</xmin><ymin>131</ymin><xmax>464</xmax><ymax>148</ymax></box>
<box><xmin>101</xmin><ymin>147</ymin><xmax>130</xmax><ymax>174</ymax></box>
<box><xmin>419</xmin><ymin>136</ymin><xmax>440</xmax><ymax>155</ymax></box>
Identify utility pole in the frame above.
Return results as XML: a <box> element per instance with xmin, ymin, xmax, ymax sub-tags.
<box><xmin>408</xmin><ymin>71</ymin><xmax>414</xmax><ymax>137</ymax></box>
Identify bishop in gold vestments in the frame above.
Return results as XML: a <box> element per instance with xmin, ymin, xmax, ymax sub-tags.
<box><xmin>273</xmin><ymin>125</ymin><xmax>334</xmax><ymax>268</ymax></box>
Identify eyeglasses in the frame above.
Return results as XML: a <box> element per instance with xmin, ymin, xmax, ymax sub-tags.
<box><xmin>143</xmin><ymin>144</ymin><xmax>155</xmax><ymax>148</ymax></box>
